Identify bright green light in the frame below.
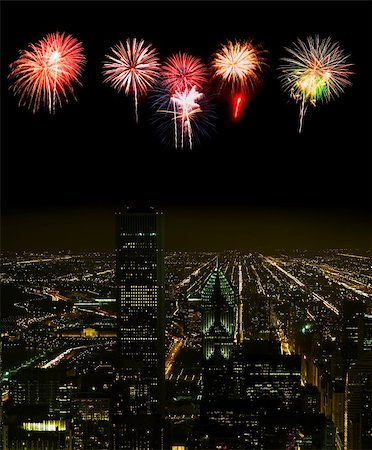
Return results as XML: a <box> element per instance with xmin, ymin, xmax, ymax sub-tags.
<box><xmin>298</xmin><ymin>71</ymin><xmax>328</xmax><ymax>102</ymax></box>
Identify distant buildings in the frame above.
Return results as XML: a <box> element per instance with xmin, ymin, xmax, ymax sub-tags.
<box><xmin>4</xmin><ymin>368</ymin><xmax>75</xmax><ymax>449</ymax></box>
<box><xmin>72</xmin><ymin>393</ymin><xmax>111</xmax><ymax>449</ymax></box>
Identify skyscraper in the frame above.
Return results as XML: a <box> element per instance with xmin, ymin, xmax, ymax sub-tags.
<box><xmin>199</xmin><ymin>262</ymin><xmax>236</xmax><ymax>436</ymax></box>
<box><xmin>201</xmin><ymin>262</ymin><xmax>235</xmax><ymax>362</ymax></box>
<box><xmin>113</xmin><ymin>207</ymin><xmax>165</xmax><ymax>449</ymax></box>
<box><xmin>344</xmin><ymin>350</ymin><xmax>372</xmax><ymax>450</ymax></box>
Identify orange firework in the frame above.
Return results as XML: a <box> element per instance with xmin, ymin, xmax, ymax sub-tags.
<box><xmin>211</xmin><ymin>39</ymin><xmax>266</xmax><ymax>93</ymax></box>
<box><xmin>9</xmin><ymin>32</ymin><xmax>86</xmax><ymax>114</ymax></box>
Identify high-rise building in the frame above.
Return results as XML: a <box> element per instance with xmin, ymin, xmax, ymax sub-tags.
<box><xmin>234</xmin><ymin>341</ymin><xmax>302</xmax><ymax>412</ymax></box>
<box><xmin>113</xmin><ymin>207</ymin><xmax>165</xmax><ymax>449</ymax></box>
<box><xmin>199</xmin><ymin>263</ymin><xmax>236</xmax><ymax>437</ymax></box>
<box><xmin>302</xmin><ymin>383</ymin><xmax>320</xmax><ymax>415</ymax></box>
<box><xmin>360</xmin><ymin>314</ymin><xmax>372</xmax><ymax>353</ymax></box>
<box><xmin>201</xmin><ymin>263</ymin><xmax>235</xmax><ymax>362</ymax></box>
<box><xmin>9</xmin><ymin>367</ymin><xmax>66</xmax><ymax>417</ymax></box>
<box><xmin>344</xmin><ymin>350</ymin><xmax>372</xmax><ymax>450</ymax></box>
<box><xmin>361</xmin><ymin>376</ymin><xmax>372</xmax><ymax>450</ymax></box>
<box><xmin>342</xmin><ymin>300</ymin><xmax>366</xmax><ymax>353</ymax></box>
<box><xmin>71</xmin><ymin>394</ymin><xmax>111</xmax><ymax>449</ymax></box>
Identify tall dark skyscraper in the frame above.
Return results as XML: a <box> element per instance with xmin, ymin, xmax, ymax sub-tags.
<box><xmin>113</xmin><ymin>207</ymin><xmax>165</xmax><ymax>449</ymax></box>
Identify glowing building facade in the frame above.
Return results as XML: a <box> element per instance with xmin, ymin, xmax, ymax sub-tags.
<box><xmin>201</xmin><ymin>264</ymin><xmax>235</xmax><ymax>362</ymax></box>
<box><xmin>200</xmin><ymin>263</ymin><xmax>236</xmax><ymax>426</ymax></box>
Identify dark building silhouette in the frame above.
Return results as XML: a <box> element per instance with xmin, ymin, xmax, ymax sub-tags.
<box><xmin>344</xmin><ymin>350</ymin><xmax>372</xmax><ymax>450</ymax></box>
<box><xmin>113</xmin><ymin>207</ymin><xmax>165</xmax><ymax>449</ymax></box>
<box><xmin>194</xmin><ymin>338</ymin><xmax>323</xmax><ymax>450</ymax></box>
<box><xmin>360</xmin><ymin>313</ymin><xmax>372</xmax><ymax>354</ymax></box>
<box><xmin>361</xmin><ymin>375</ymin><xmax>372</xmax><ymax>450</ymax></box>
<box><xmin>302</xmin><ymin>383</ymin><xmax>321</xmax><ymax>415</ymax></box>
<box><xmin>342</xmin><ymin>299</ymin><xmax>366</xmax><ymax>364</ymax></box>
<box><xmin>9</xmin><ymin>367</ymin><xmax>68</xmax><ymax>417</ymax></box>
<box><xmin>2</xmin><ymin>405</ymin><xmax>72</xmax><ymax>450</ymax></box>
<box><xmin>71</xmin><ymin>394</ymin><xmax>111</xmax><ymax>450</ymax></box>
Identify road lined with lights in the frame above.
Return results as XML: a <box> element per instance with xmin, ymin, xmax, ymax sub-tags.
<box><xmin>165</xmin><ymin>338</ymin><xmax>184</xmax><ymax>378</ymax></box>
<box><xmin>303</xmin><ymin>261</ymin><xmax>371</xmax><ymax>298</ymax></box>
<box><xmin>251</xmin><ymin>263</ymin><xmax>266</xmax><ymax>295</ymax></box>
<box><xmin>16</xmin><ymin>256</ymin><xmax>73</xmax><ymax>265</ymax></box>
<box><xmin>265</xmin><ymin>257</ymin><xmax>340</xmax><ymax>315</ymax></box>
<box><xmin>39</xmin><ymin>345</ymin><xmax>88</xmax><ymax>369</ymax></box>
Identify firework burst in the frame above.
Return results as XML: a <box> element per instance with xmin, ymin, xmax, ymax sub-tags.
<box><xmin>211</xmin><ymin>39</ymin><xmax>266</xmax><ymax>92</ymax></box>
<box><xmin>8</xmin><ymin>32</ymin><xmax>86</xmax><ymax>114</ymax></box>
<box><xmin>102</xmin><ymin>38</ymin><xmax>160</xmax><ymax>123</ymax></box>
<box><xmin>162</xmin><ymin>52</ymin><xmax>208</xmax><ymax>93</ymax></box>
<box><xmin>151</xmin><ymin>84</ymin><xmax>215</xmax><ymax>149</ymax></box>
<box><xmin>171</xmin><ymin>86</ymin><xmax>203</xmax><ymax>149</ymax></box>
<box><xmin>279</xmin><ymin>35</ymin><xmax>353</xmax><ymax>133</ymax></box>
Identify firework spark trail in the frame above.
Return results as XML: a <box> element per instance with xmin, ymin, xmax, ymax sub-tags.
<box><xmin>279</xmin><ymin>35</ymin><xmax>353</xmax><ymax>133</ymax></box>
<box><xmin>8</xmin><ymin>32</ymin><xmax>85</xmax><ymax>114</ymax></box>
<box><xmin>234</xmin><ymin>96</ymin><xmax>242</xmax><ymax>119</ymax></box>
<box><xmin>171</xmin><ymin>86</ymin><xmax>204</xmax><ymax>149</ymax></box>
<box><xmin>102</xmin><ymin>38</ymin><xmax>160</xmax><ymax>123</ymax></box>
<box><xmin>162</xmin><ymin>52</ymin><xmax>208</xmax><ymax>93</ymax></box>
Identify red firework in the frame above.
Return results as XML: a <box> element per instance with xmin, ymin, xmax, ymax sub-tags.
<box><xmin>162</xmin><ymin>52</ymin><xmax>208</xmax><ymax>93</ymax></box>
<box><xmin>8</xmin><ymin>32</ymin><xmax>86</xmax><ymax>114</ymax></box>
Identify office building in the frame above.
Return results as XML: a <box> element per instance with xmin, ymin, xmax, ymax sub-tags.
<box><xmin>201</xmin><ymin>262</ymin><xmax>235</xmax><ymax>362</ymax></box>
<box><xmin>113</xmin><ymin>207</ymin><xmax>165</xmax><ymax>449</ymax></box>
<box><xmin>344</xmin><ymin>350</ymin><xmax>372</xmax><ymax>450</ymax></box>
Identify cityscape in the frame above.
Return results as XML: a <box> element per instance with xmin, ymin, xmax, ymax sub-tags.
<box><xmin>1</xmin><ymin>208</ymin><xmax>371</xmax><ymax>449</ymax></box>
<box><xmin>1</xmin><ymin>1</ymin><xmax>371</xmax><ymax>449</ymax></box>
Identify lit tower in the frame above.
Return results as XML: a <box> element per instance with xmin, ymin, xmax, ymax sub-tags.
<box><xmin>200</xmin><ymin>260</ymin><xmax>236</xmax><ymax>427</ymax></box>
<box><xmin>201</xmin><ymin>260</ymin><xmax>236</xmax><ymax>362</ymax></box>
<box><xmin>113</xmin><ymin>206</ymin><xmax>165</xmax><ymax>450</ymax></box>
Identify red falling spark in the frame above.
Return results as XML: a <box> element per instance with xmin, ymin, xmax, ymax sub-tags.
<box><xmin>232</xmin><ymin>94</ymin><xmax>246</xmax><ymax>121</ymax></box>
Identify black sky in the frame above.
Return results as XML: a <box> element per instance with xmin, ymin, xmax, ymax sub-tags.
<box><xmin>1</xmin><ymin>1</ymin><xmax>371</xmax><ymax>251</ymax></box>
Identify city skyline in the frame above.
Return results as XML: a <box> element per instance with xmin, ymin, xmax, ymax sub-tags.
<box><xmin>2</xmin><ymin>247</ymin><xmax>371</xmax><ymax>448</ymax></box>
<box><xmin>1</xmin><ymin>2</ymin><xmax>371</xmax><ymax>448</ymax></box>
<box><xmin>1</xmin><ymin>0</ymin><xmax>371</xmax><ymax>253</ymax></box>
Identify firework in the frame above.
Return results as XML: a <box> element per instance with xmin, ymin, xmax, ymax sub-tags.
<box><xmin>162</xmin><ymin>52</ymin><xmax>208</xmax><ymax>93</ymax></box>
<box><xmin>211</xmin><ymin>39</ymin><xmax>266</xmax><ymax>119</ymax></box>
<box><xmin>8</xmin><ymin>32</ymin><xmax>85</xmax><ymax>114</ymax></box>
<box><xmin>102</xmin><ymin>38</ymin><xmax>160</xmax><ymax>123</ymax></box>
<box><xmin>171</xmin><ymin>86</ymin><xmax>204</xmax><ymax>149</ymax></box>
<box><xmin>279</xmin><ymin>35</ymin><xmax>353</xmax><ymax>133</ymax></box>
<box><xmin>152</xmin><ymin>84</ymin><xmax>215</xmax><ymax>149</ymax></box>
<box><xmin>211</xmin><ymin>39</ymin><xmax>266</xmax><ymax>92</ymax></box>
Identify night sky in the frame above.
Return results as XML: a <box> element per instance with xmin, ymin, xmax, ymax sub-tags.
<box><xmin>1</xmin><ymin>1</ymin><xmax>371</xmax><ymax>251</ymax></box>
